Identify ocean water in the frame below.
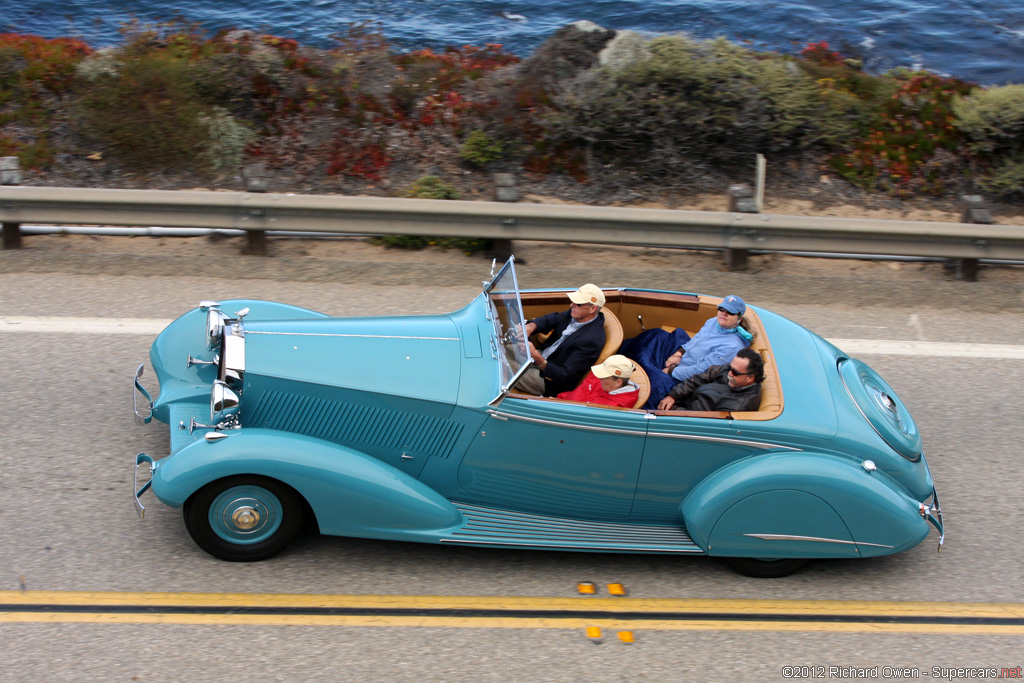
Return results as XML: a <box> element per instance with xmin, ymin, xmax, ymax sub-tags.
<box><xmin>2</xmin><ymin>0</ymin><xmax>1022</xmax><ymax>85</ymax></box>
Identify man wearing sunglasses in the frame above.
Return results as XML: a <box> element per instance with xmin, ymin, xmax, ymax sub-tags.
<box><xmin>656</xmin><ymin>347</ymin><xmax>764</xmax><ymax>412</ymax></box>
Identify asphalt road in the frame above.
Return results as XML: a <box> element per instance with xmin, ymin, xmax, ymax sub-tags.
<box><xmin>1</xmin><ymin>243</ymin><xmax>1022</xmax><ymax>682</ymax></box>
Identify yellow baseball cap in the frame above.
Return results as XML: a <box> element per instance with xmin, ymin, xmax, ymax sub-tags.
<box><xmin>592</xmin><ymin>355</ymin><xmax>634</xmax><ymax>379</ymax></box>
<box><xmin>567</xmin><ymin>284</ymin><xmax>606</xmax><ymax>307</ymax></box>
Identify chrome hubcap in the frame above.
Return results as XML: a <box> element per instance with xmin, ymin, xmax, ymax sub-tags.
<box><xmin>869</xmin><ymin>383</ymin><xmax>903</xmax><ymax>426</ymax></box>
<box><xmin>231</xmin><ymin>505</ymin><xmax>261</xmax><ymax>530</ymax></box>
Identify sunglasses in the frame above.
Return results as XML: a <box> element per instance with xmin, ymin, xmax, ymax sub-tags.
<box><xmin>729</xmin><ymin>366</ymin><xmax>754</xmax><ymax>376</ymax></box>
<box><xmin>717</xmin><ymin>307</ymin><xmax>739</xmax><ymax>315</ymax></box>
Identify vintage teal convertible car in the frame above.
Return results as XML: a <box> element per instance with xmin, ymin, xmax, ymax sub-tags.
<box><xmin>133</xmin><ymin>258</ymin><xmax>943</xmax><ymax>577</ymax></box>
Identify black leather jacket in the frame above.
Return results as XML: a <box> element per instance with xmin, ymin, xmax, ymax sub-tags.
<box><xmin>666</xmin><ymin>363</ymin><xmax>761</xmax><ymax>412</ymax></box>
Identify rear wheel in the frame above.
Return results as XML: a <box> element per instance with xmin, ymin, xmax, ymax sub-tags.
<box><xmin>184</xmin><ymin>475</ymin><xmax>303</xmax><ymax>561</ymax></box>
<box><xmin>726</xmin><ymin>557</ymin><xmax>810</xmax><ymax>578</ymax></box>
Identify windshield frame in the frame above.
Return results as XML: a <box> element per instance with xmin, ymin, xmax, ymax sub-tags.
<box><xmin>484</xmin><ymin>257</ymin><xmax>530</xmax><ymax>403</ymax></box>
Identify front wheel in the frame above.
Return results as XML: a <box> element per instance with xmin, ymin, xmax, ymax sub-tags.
<box><xmin>726</xmin><ymin>557</ymin><xmax>810</xmax><ymax>578</ymax></box>
<box><xmin>184</xmin><ymin>475</ymin><xmax>303</xmax><ymax>561</ymax></box>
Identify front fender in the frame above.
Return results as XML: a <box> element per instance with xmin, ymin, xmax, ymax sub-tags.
<box><xmin>681</xmin><ymin>452</ymin><xmax>930</xmax><ymax>559</ymax></box>
<box><xmin>151</xmin><ymin>429</ymin><xmax>462</xmax><ymax>540</ymax></box>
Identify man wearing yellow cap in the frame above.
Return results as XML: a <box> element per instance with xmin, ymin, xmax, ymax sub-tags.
<box><xmin>557</xmin><ymin>355</ymin><xmax>640</xmax><ymax>408</ymax></box>
<box><xmin>515</xmin><ymin>284</ymin><xmax>607</xmax><ymax>396</ymax></box>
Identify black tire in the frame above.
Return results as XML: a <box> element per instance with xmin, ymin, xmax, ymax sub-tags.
<box><xmin>184</xmin><ymin>475</ymin><xmax>303</xmax><ymax>562</ymax></box>
<box><xmin>726</xmin><ymin>557</ymin><xmax>810</xmax><ymax>578</ymax></box>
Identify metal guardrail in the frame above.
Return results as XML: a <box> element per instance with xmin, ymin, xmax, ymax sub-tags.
<box><xmin>2</xmin><ymin>185</ymin><xmax>1024</xmax><ymax>264</ymax></box>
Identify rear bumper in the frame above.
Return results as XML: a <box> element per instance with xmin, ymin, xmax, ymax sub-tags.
<box><xmin>920</xmin><ymin>487</ymin><xmax>944</xmax><ymax>552</ymax></box>
<box><xmin>134</xmin><ymin>453</ymin><xmax>155</xmax><ymax>519</ymax></box>
<box><xmin>132</xmin><ymin>364</ymin><xmax>153</xmax><ymax>425</ymax></box>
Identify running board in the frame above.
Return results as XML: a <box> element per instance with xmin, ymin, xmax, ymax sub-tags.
<box><xmin>443</xmin><ymin>502</ymin><xmax>705</xmax><ymax>554</ymax></box>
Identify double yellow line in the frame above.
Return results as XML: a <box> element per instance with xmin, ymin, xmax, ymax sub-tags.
<box><xmin>2</xmin><ymin>591</ymin><xmax>1022</xmax><ymax>634</ymax></box>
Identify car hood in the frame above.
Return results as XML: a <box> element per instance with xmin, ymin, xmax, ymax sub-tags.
<box><xmin>242</xmin><ymin>315</ymin><xmax>464</xmax><ymax>404</ymax></box>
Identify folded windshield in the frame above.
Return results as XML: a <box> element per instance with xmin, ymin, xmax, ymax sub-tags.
<box><xmin>485</xmin><ymin>257</ymin><xmax>529</xmax><ymax>393</ymax></box>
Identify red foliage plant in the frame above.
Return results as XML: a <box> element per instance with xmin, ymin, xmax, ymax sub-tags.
<box><xmin>800</xmin><ymin>41</ymin><xmax>843</xmax><ymax>66</ymax></box>
<box><xmin>326</xmin><ymin>135</ymin><xmax>390</xmax><ymax>181</ymax></box>
<box><xmin>0</xmin><ymin>33</ymin><xmax>93</xmax><ymax>95</ymax></box>
<box><xmin>831</xmin><ymin>73</ymin><xmax>975</xmax><ymax>194</ymax></box>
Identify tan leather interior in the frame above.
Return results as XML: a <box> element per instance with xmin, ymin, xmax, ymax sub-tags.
<box><xmin>520</xmin><ymin>289</ymin><xmax>782</xmax><ymax>420</ymax></box>
<box><xmin>629</xmin><ymin>362</ymin><xmax>651</xmax><ymax>409</ymax></box>
<box><xmin>596</xmin><ymin>308</ymin><xmax>623</xmax><ymax>364</ymax></box>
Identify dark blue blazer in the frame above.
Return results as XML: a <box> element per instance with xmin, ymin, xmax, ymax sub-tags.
<box><xmin>531</xmin><ymin>310</ymin><xmax>606</xmax><ymax>396</ymax></box>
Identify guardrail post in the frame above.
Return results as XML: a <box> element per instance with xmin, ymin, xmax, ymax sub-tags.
<box><xmin>726</xmin><ymin>184</ymin><xmax>758</xmax><ymax>270</ymax></box>
<box><xmin>957</xmin><ymin>195</ymin><xmax>993</xmax><ymax>282</ymax></box>
<box><xmin>243</xmin><ymin>163</ymin><xmax>268</xmax><ymax>256</ymax></box>
<box><xmin>490</xmin><ymin>173</ymin><xmax>517</xmax><ymax>261</ymax></box>
<box><xmin>1</xmin><ymin>157</ymin><xmax>22</xmax><ymax>249</ymax></box>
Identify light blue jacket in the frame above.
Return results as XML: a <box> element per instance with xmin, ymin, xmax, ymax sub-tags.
<box><xmin>669</xmin><ymin>318</ymin><xmax>749</xmax><ymax>382</ymax></box>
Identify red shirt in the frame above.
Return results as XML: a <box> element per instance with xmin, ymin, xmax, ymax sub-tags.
<box><xmin>557</xmin><ymin>371</ymin><xmax>639</xmax><ymax>408</ymax></box>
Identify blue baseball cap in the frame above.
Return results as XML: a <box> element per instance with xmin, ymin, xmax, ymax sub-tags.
<box><xmin>719</xmin><ymin>295</ymin><xmax>746</xmax><ymax>315</ymax></box>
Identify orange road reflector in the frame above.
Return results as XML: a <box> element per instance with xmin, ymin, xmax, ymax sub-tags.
<box><xmin>576</xmin><ymin>582</ymin><xmax>596</xmax><ymax>595</ymax></box>
<box><xmin>607</xmin><ymin>583</ymin><xmax>627</xmax><ymax>596</ymax></box>
<box><xmin>585</xmin><ymin>626</ymin><xmax>603</xmax><ymax>642</ymax></box>
<box><xmin>617</xmin><ymin>631</ymin><xmax>636</xmax><ymax>644</ymax></box>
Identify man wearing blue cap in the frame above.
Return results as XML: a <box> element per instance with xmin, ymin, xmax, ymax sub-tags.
<box><xmin>662</xmin><ymin>294</ymin><xmax>751</xmax><ymax>382</ymax></box>
<box><xmin>620</xmin><ymin>294</ymin><xmax>753</xmax><ymax>408</ymax></box>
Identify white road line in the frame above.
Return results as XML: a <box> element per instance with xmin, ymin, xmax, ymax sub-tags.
<box><xmin>908</xmin><ymin>313</ymin><xmax>926</xmax><ymax>341</ymax></box>
<box><xmin>2</xmin><ymin>316</ymin><xmax>1024</xmax><ymax>359</ymax></box>
<box><xmin>828</xmin><ymin>338</ymin><xmax>1024</xmax><ymax>359</ymax></box>
<box><xmin>0</xmin><ymin>317</ymin><xmax>168</xmax><ymax>335</ymax></box>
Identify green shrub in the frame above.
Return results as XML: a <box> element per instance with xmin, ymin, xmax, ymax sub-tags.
<box><xmin>406</xmin><ymin>175</ymin><xmax>459</xmax><ymax>199</ymax></box>
<box><xmin>460</xmin><ymin>130</ymin><xmax>503</xmax><ymax>165</ymax></box>
<box><xmin>74</xmin><ymin>51</ymin><xmax>212</xmax><ymax>169</ymax></box>
<box><xmin>540</xmin><ymin>36</ymin><xmax>822</xmax><ymax>178</ymax></box>
<box><xmin>201</xmin><ymin>106</ymin><xmax>256</xmax><ymax>172</ymax></box>
<box><xmin>954</xmin><ymin>84</ymin><xmax>1024</xmax><ymax>154</ymax></box>
<box><xmin>953</xmin><ymin>84</ymin><xmax>1024</xmax><ymax>198</ymax></box>
<box><xmin>976</xmin><ymin>158</ymin><xmax>1024</xmax><ymax>197</ymax></box>
<box><xmin>372</xmin><ymin>234</ymin><xmax>432</xmax><ymax>249</ymax></box>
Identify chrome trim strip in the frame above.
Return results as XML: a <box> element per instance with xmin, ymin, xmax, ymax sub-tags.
<box><xmin>455</xmin><ymin>502</ymin><xmax>687</xmax><ymax>533</ymax></box>
<box><xmin>648</xmin><ymin>431</ymin><xmax>802</xmax><ymax>451</ymax></box>
<box><xmin>488</xmin><ymin>410</ymin><xmax>647</xmax><ymax>437</ymax></box>
<box><xmin>743</xmin><ymin>533</ymin><xmax>894</xmax><ymax>548</ymax></box>
<box><xmin>449</xmin><ymin>502</ymin><xmax>703</xmax><ymax>552</ymax></box>
<box><xmin>488</xmin><ymin>410</ymin><xmax>798</xmax><ymax>449</ymax></box>
<box><xmin>439</xmin><ymin>538</ymin><xmax>705</xmax><ymax>553</ymax></box>
<box><xmin>246</xmin><ymin>331</ymin><xmax>459</xmax><ymax>341</ymax></box>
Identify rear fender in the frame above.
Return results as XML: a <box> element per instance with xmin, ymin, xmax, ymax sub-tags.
<box><xmin>681</xmin><ymin>452</ymin><xmax>930</xmax><ymax>558</ymax></box>
<box><xmin>151</xmin><ymin>429</ymin><xmax>462</xmax><ymax>539</ymax></box>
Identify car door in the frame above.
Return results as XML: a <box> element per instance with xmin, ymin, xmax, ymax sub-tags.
<box><xmin>632</xmin><ymin>414</ymin><xmax>790</xmax><ymax>523</ymax></box>
<box><xmin>458</xmin><ymin>397</ymin><xmax>649</xmax><ymax>521</ymax></box>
